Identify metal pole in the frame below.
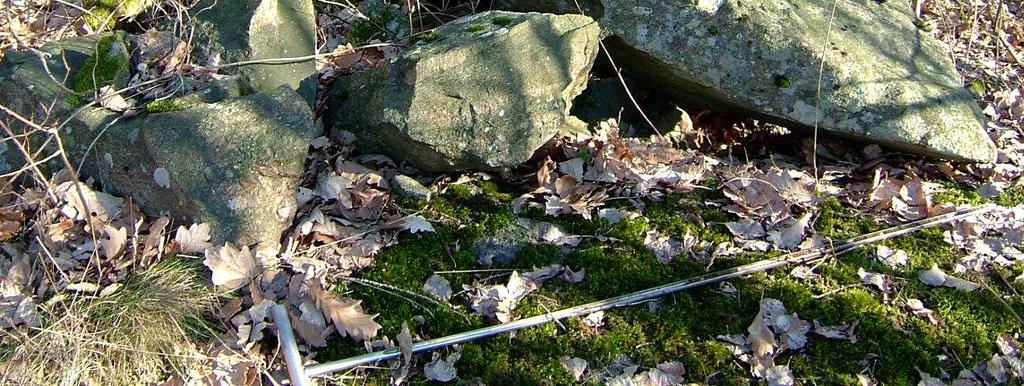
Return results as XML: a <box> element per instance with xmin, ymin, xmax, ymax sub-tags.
<box><xmin>271</xmin><ymin>304</ymin><xmax>312</xmax><ymax>386</ymax></box>
<box><xmin>301</xmin><ymin>204</ymin><xmax>996</xmax><ymax>377</ymax></box>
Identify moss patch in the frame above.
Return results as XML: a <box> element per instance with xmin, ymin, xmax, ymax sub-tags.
<box><xmin>492</xmin><ymin>15</ymin><xmax>515</xmax><ymax>26</ymax></box>
<box><xmin>322</xmin><ymin>182</ymin><xmax>1022</xmax><ymax>385</ymax></box>
<box><xmin>143</xmin><ymin>99</ymin><xmax>187</xmax><ymax>114</ymax></box>
<box><xmin>465</xmin><ymin>23</ymin><xmax>488</xmax><ymax>33</ymax></box>
<box><xmin>82</xmin><ymin>0</ymin><xmax>151</xmax><ymax>30</ymax></box>
<box><xmin>72</xmin><ymin>33</ymin><xmax>130</xmax><ymax>94</ymax></box>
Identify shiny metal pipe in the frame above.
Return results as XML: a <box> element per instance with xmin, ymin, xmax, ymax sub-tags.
<box><xmin>302</xmin><ymin>204</ymin><xmax>996</xmax><ymax>377</ymax></box>
<box><xmin>271</xmin><ymin>304</ymin><xmax>312</xmax><ymax>386</ymax></box>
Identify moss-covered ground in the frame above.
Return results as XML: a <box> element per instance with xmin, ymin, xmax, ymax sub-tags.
<box><xmin>321</xmin><ymin>181</ymin><xmax>1024</xmax><ymax>385</ymax></box>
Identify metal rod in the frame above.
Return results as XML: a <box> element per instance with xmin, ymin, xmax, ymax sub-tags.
<box><xmin>303</xmin><ymin>204</ymin><xmax>997</xmax><ymax>377</ymax></box>
<box><xmin>271</xmin><ymin>304</ymin><xmax>312</xmax><ymax>386</ymax></box>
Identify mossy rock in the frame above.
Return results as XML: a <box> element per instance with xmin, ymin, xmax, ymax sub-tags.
<box><xmin>71</xmin><ymin>32</ymin><xmax>131</xmax><ymax>94</ymax></box>
<box><xmin>0</xmin><ymin>33</ymin><xmax>124</xmax><ymax>176</ymax></box>
<box><xmin>83</xmin><ymin>0</ymin><xmax>154</xmax><ymax>30</ymax></box>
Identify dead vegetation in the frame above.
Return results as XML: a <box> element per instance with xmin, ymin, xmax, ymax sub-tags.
<box><xmin>1</xmin><ymin>259</ymin><xmax>219</xmax><ymax>385</ymax></box>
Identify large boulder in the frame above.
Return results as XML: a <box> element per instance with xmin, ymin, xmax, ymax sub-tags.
<box><xmin>324</xmin><ymin>11</ymin><xmax>600</xmax><ymax>172</ymax></box>
<box><xmin>0</xmin><ymin>35</ymin><xmax>317</xmax><ymax>246</ymax></box>
<box><xmin>190</xmin><ymin>0</ymin><xmax>317</xmax><ymax>106</ymax></box>
<box><xmin>495</xmin><ymin>0</ymin><xmax>996</xmax><ymax>162</ymax></box>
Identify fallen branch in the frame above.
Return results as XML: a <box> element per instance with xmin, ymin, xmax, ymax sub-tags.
<box><xmin>275</xmin><ymin>204</ymin><xmax>997</xmax><ymax>381</ymax></box>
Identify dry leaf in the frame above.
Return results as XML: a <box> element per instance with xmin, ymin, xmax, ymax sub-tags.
<box><xmin>175</xmin><ymin>223</ymin><xmax>212</xmax><ymax>254</ymax></box>
<box><xmin>292</xmin><ymin>301</ymin><xmax>328</xmax><ymax>347</ymax></box>
<box><xmin>582</xmin><ymin>311</ymin><xmax>605</xmax><ymax>328</ymax></box>
<box><xmin>918</xmin><ymin>370</ymin><xmax>948</xmax><ymax>386</ymax></box>
<box><xmin>399</xmin><ymin>215</ymin><xmax>435</xmax><ymax>234</ymax></box>
<box><xmin>423</xmin><ymin>274</ymin><xmax>452</xmax><ymax>301</ymax></box>
<box><xmin>560</xmin><ymin>356</ymin><xmax>587</xmax><ymax>381</ymax></box>
<box><xmin>397</xmin><ymin>322</ymin><xmax>413</xmax><ymax>365</ymax></box>
<box><xmin>97</xmin><ymin>85</ymin><xmax>131</xmax><ymax>112</ymax></box>
<box><xmin>466</xmin><ymin>271</ymin><xmax>541</xmax><ymax>322</ymax></box>
<box><xmin>919</xmin><ymin>265</ymin><xmax>980</xmax><ymax>291</ymax></box>
<box><xmin>424</xmin><ymin>351</ymin><xmax>460</xmax><ymax>382</ymax></box>
<box><xmin>203</xmin><ymin>243</ymin><xmax>260</xmax><ymax>290</ymax></box>
<box><xmin>598</xmin><ymin>208</ymin><xmax>638</xmax><ymax>224</ymax></box>
<box><xmin>812</xmin><ymin>320</ymin><xmax>858</xmax><ymax>343</ymax></box>
<box><xmin>764</xmin><ymin>365</ymin><xmax>795</xmax><ymax>386</ymax></box>
<box><xmin>644</xmin><ymin>229</ymin><xmax>684</xmax><ymax>264</ymax></box>
<box><xmin>562</xmin><ymin>266</ymin><xmax>586</xmax><ymax>283</ymax></box>
<box><xmin>905</xmin><ymin>299</ymin><xmax>940</xmax><ymax>325</ymax></box>
<box><xmin>100</xmin><ymin>224</ymin><xmax>127</xmax><ymax>258</ymax></box>
<box><xmin>875</xmin><ymin>245</ymin><xmax>909</xmax><ymax>269</ymax></box>
<box><xmin>768</xmin><ymin>213</ymin><xmax>811</xmax><ymax>251</ymax></box>
<box><xmin>858</xmin><ymin>374</ymin><xmax>878</xmax><ymax>386</ymax></box>
<box><xmin>310</xmin><ymin>284</ymin><xmax>381</xmax><ymax>342</ymax></box>
<box><xmin>858</xmin><ymin>268</ymin><xmax>892</xmax><ymax>301</ymax></box>
<box><xmin>56</xmin><ymin>181</ymin><xmax>124</xmax><ymax>223</ymax></box>
<box><xmin>153</xmin><ymin>167</ymin><xmax>171</xmax><ymax>189</ymax></box>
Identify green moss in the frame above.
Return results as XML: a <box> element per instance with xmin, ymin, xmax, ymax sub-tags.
<box><xmin>465</xmin><ymin>23</ymin><xmax>488</xmax><ymax>33</ymax></box>
<box><xmin>65</xmin><ymin>93</ymin><xmax>85</xmax><ymax>108</ymax></box>
<box><xmin>409</xmin><ymin>30</ymin><xmax>439</xmax><ymax>45</ymax></box>
<box><xmin>318</xmin><ymin>181</ymin><xmax>1022</xmax><ymax>385</ymax></box>
<box><xmin>933</xmin><ymin>182</ymin><xmax>1024</xmax><ymax>207</ymax></box>
<box><xmin>967</xmin><ymin>78</ymin><xmax>986</xmax><ymax>96</ymax></box>
<box><xmin>996</xmin><ymin>187</ymin><xmax>1024</xmax><ymax>206</ymax></box>
<box><xmin>348</xmin><ymin>19</ymin><xmax>379</xmax><ymax>46</ymax></box>
<box><xmin>143</xmin><ymin>100</ymin><xmax>187</xmax><ymax>114</ymax></box>
<box><xmin>83</xmin><ymin>7</ymin><xmax>116</xmax><ymax>31</ymax></box>
<box><xmin>774</xmin><ymin>74</ymin><xmax>792</xmax><ymax>88</ymax></box>
<box><xmin>72</xmin><ymin>34</ymin><xmax>129</xmax><ymax>94</ymax></box>
<box><xmin>934</xmin><ymin>182</ymin><xmax>987</xmax><ymax>206</ymax></box>
<box><xmin>347</xmin><ymin>6</ymin><xmax>405</xmax><ymax>46</ymax></box>
<box><xmin>82</xmin><ymin>0</ymin><xmax>151</xmax><ymax>30</ymax></box>
<box><xmin>492</xmin><ymin>15</ymin><xmax>515</xmax><ymax>26</ymax></box>
<box><xmin>815</xmin><ymin>195</ymin><xmax>879</xmax><ymax>239</ymax></box>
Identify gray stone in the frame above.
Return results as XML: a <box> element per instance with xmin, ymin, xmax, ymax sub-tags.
<box><xmin>324</xmin><ymin>11</ymin><xmax>600</xmax><ymax>172</ymax></box>
<box><xmin>191</xmin><ymin>0</ymin><xmax>317</xmax><ymax>106</ymax></box>
<box><xmin>474</xmin><ymin>217</ymin><xmax>568</xmax><ymax>265</ymax></box>
<box><xmin>93</xmin><ymin>87</ymin><xmax>317</xmax><ymax>245</ymax></box>
<box><xmin>0</xmin><ymin>33</ymin><xmax>127</xmax><ymax>175</ymax></box>
<box><xmin>390</xmin><ymin>174</ymin><xmax>432</xmax><ymax>202</ymax></box>
<box><xmin>495</xmin><ymin>0</ymin><xmax>996</xmax><ymax>162</ymax></box>
<box><xmin>0</xmin><ymin>36</ymin><xmax>317</xmax><ymax>246</ymax></box>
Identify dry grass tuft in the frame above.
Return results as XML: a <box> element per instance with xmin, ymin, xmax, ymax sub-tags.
<box><xmin>1</xmin><ymin>259</ymin><xmax>220</xmax><ymax>386</ymax></box>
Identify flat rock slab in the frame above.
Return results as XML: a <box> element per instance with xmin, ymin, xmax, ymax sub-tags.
<box><xmin>495</xmin><ymin>0</ymin><xmax>996</xmax><ymax>162</ymax></box>
<box><xmin>191</xmin><ymin>0</ymin><xmax>317</xmax><ymax>106</ymax></box>
<box><xmin>0</xmin><ymin>35</ymin><xmax>316</xmax><ymax>246</ymax></box>
<box><xmin>325</xmin><ymin>11</ymin><xmax>600</xmax><ymax>172</ymax></box>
